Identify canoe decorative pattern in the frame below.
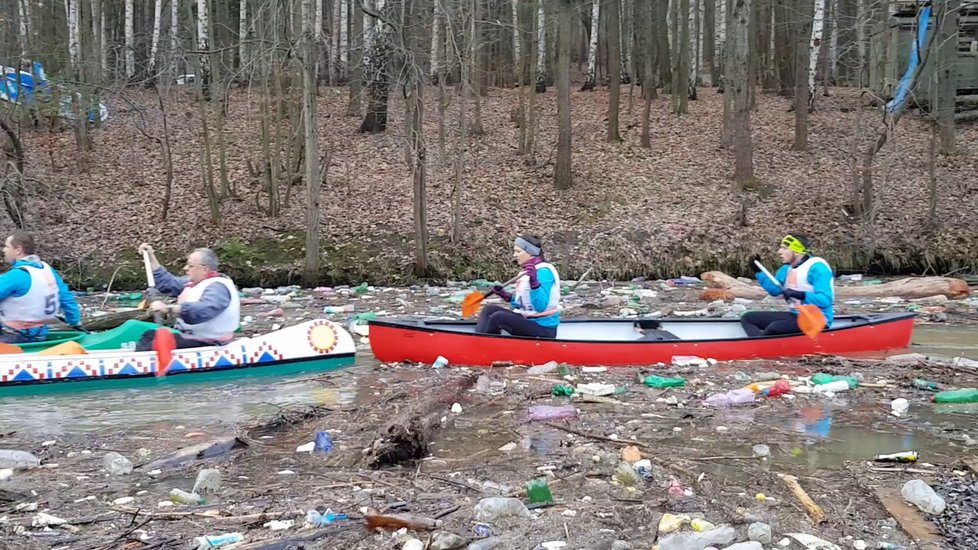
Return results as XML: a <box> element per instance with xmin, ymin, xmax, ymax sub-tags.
<box><xmin>0</xmin><ymin>319</ymin><xmax>353</xmax><ymax>385</ymax></box>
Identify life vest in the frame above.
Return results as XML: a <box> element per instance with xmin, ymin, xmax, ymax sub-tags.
<box><xmin>175</xmin><ymin>277</ymin><xmax>241</xmax><ymax>342</ymax></box>
<box><xmin>785</xmin><ymin>256</ymin><xmax>835</xmax><ymax>298</ymax></box>
<box><xmin>0</xmin><ymin>263</ymin><xmax>60</xmax><ymax>330</ymax></box>
<box><xmin>514</xmin><ymin>262</ymin><xmax>561</xmax><ymax>319</ymax></box>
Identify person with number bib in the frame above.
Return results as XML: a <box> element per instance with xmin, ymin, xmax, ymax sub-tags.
<box><xmin>740</xmin><ymin>234</ymin><xmax>835</xmax><ymax>337</ymax></box>
<box><xmin>0</xmin><ymin>233</ymin><xmax>82</xmax><ymax>343</ymax></box>
<box><xmin>476</xmin><ymin>235</ymin><xmax>561</xmax><ymax>338</ymax></box>
<box><xmin>135</xmin><ymin>243</ymin><xmax>241</xmax><ymax>351</ymax></box>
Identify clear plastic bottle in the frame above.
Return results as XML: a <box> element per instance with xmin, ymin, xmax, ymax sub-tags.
<box><xmin>704</xmin><ymin>388</ymin><xmax>755</xmax><ymax>407</ymax></box>
<box><xmin>102</xmin><ymin>452</ymin><xmax>133</xmax><ymax>475</ymax></box>
<box><xmin>169</xmin><ymin>488</ymin><xmax>206</xmax><ymax>505</ymax></box>
<box><xmin>657</xmin><ymin>525</ymin><xmax>736</xmax><ymax>550</ymax></box>
<box><xmin>527</xmin><ymin>405</ymin><xmax>578</xmax><ymax>421</ymax></box>
<box><xmin>901</xmin><ymin>479</ymin><xmax>946</xmax><ymax>514</ymax></box>
<box><xmin>191</xmin><ymin>532</ymin><xmax>243</xmax><ymax>549</ymax></box>
<box><xmin>473</xmin><ymin>497</ymin><xmax>532</xmax><ymax>522</ymax></box>
<box><xmin>813</xmin><ymin>380</ymin><xmax>851</xmax><ymax>394</ymax></box>
<box><xmin>306</xmin><ymin>509</ymin><xmax>348</xmax><ymax>526</ymax></box>
<box><xmin>0</xmin><ymin>450</ymin><xmax>40</xmax><ymax>470</ymax></box>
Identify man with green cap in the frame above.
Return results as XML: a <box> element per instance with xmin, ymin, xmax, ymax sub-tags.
<box><xmin>740</xmin><ymin>234</ymin><xmax>835</xmax><ymax>337</ymax></box>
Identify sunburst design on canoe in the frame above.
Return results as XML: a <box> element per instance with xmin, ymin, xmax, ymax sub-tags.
<box><xmin>307</xmin><ymin>321</ymin><xmax>338</xmax><ymax>354</ymax></box>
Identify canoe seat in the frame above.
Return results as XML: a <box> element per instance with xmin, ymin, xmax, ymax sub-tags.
<box><xmin>37</xmin><ymin>341</ymin><xmax>88</xmax><ymax>356</ymax></box>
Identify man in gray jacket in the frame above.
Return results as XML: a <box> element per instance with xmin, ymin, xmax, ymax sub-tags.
<box><xmin>135</xmin><ymin>243</ymin><xmax>241</xmax><ymax>351</ymax></box>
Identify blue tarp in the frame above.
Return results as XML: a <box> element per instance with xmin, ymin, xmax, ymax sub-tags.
<box><xmin>886</xmin><ymin>5</ymin><xmax>934</xmax><ymax>114</ymax></box>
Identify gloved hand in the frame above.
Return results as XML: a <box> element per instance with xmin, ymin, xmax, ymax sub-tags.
<box><xmin>523</xmin><ymin>263</ymin><xmax>540</xmax><ymax>289</ymax></box>
<box><xmin>747</xmin><ymin>254</ymin><xmax>762</xmax><ymax>276</ymax></box>
<box><xmin>782</xmin><ymin>288</ymin><xmax>806</xmax><ymax>302</ymax></box>
<box><xmin>490</xmin><ymin>285</ymin><xmax>512</xmax><ymax>302</ymax></box>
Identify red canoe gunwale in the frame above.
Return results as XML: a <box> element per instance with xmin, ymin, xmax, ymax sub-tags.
<box><xmin>367</xmin><ymin>313</ymin><xmax>917</xmax><ymax>367</ymax></box>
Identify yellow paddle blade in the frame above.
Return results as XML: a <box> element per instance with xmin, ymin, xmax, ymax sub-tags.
<box><xmin>460</xmin><ymin>291</ymin><xmax>486</xmax><ymax>318</ymax></box>
<box><xmin>38</xmin><ymin>341</ymin><xmax>88</xmax><ymax>356</ymax></box>
<box><xmin>798</xmin><ymin>305</ymin><xmax>827</xmax><ymax>339</ymax></box>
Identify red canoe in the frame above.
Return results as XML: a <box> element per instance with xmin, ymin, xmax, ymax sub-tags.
<box><xmin>368</xmin><ymin>313</ymin><xmax>916</xmax><ymax>367</ymax></box>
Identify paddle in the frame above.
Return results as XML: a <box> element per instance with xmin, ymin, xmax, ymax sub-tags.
<box><xmin>461</xmin><ymin>274</ymin><xmax>522</xmax><ymax>318</ymax></box>
<box><xmin>753</xmin><ymin>260</ymin><xmax>827</xmax><ymax>339</ymax></box>
<box><xmin>142</xmin><ymin>249</ymin><xmax>177</xmax><ymax>376</ymax></box>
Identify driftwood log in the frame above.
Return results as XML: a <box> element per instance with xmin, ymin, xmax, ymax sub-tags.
<box><xmin>700</xmin><ymin>272</ymin><xmax>971</xmax><ymax>302</ymax></box>
<box><xmin>366</xmin><ymin>374</ymin><xmax>477</xmax><ymax>468</ymax></box>
<box><xmin>50</xmin><ymin>308</ymin><xmax>155</xmax><ymax>332</ymax></box>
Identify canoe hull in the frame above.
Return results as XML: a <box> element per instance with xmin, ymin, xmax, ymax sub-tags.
<box><xmin>0</xmin><ymin>319</ymin><xmax>356</xmax><ymax>394</ymax></box>
<box><xmin>368</xmin><ymin>314</ymin><xmax>916</xmax><ymax>367</ymax></box>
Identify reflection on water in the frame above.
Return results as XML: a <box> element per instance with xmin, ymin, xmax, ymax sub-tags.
<box><xmin>911</xmin><ymin>324</ymin><xmax>978</xmax><ymax>359</ymax></box>
<box><xmin>0</xmin><ymin>374</ymin><xmax>358</xmax><ymax>435</ymax></box>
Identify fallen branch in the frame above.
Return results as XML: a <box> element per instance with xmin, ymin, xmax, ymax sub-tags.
<box><xmin>781</xmin><ymin>474</ymin><xmax>826</xmax><ymax>524</ymax></box>
<box><xmin>700</xmin><ymin>272</ymin><xmax>970</xmax><ymax>300</ymax></box>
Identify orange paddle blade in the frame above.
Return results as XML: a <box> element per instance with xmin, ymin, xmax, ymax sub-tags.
<box><xmin>0</xmin><ymin>343</ymin><xmax>24</xmax><ymax>355</ymax></box>
<box><xmin>154</xmin><ymin>328</ymin><xmax>178</xmax><ymax>377</ymax></box>
<box><xmin>460</xmin><ymin>291</ymin><xmax>487</xmax><ymax>318</ymax></box>
<box><xmin>797</xmin><ymin>305</ymin><xmax>827</xmax><ymax>339</ymax></box>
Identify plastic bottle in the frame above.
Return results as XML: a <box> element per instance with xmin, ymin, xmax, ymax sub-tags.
<box><xmin>103</xmin><ymin>452</ymin><xmax>133</xmax><ymax>475</ymax></box>
<box><xmin>933</xmin><ymin>388</ymin><xmax>978</xmax><ymax>404</ymax></box>
<box><xmin>526</xmin><ymin>478</ymin><xmax>554</xmax><ymax>503</ymax></box>
<box><xmin>763</xmin><ymin>379</ymin><xmax>791</xmax><ymax>397</ymax></box>
<box><xmin>169</xmin><ymin>488</ymin><xmax>206</xmax><ymax>505</ymax></box>
<box><xmin>552</xmin><ymin>384</ymin><xmax>575</xmax><ymax>396</ymax></box>
<box><xmin>0</xmin><ymin>450</ymin><xmax>40</xmax><ymax>470</ymax></box>
<box><xmin>656</xmin><ymin>525</ymin><xmax>736</xmax><ymax>550</ymax></box>
<box><xmin>690</xmin><ymin>518</ymin><xmax>715</xmax><ymax>531</ymax></box>
<box><xmin>811</xmin><ymin>373</ymin><xmax>859</xmax><ymax>388</ymax></box>
<box><xmin>874</xmin><ymin>451</ymin><xmax>918</xmax><ymax>463</ymax></box>
<box><xmin>722</xmin><ymin>543</ymin><xmax>763</xmax><ymax>550</ymax></box>
<box><xmin>747</xmin><ymin>522</ymin><xmax>773</xmax><ymax>544</ymax></box>
<box><xmin>643</xmin><ymin>375</ymin><xmax>687</xmax><ymax>388</ymax></box>
<box><xmin>527</xmin><ymin>405</ymin><xmax>578</xmax><ymax>421</ymax></box>
<box><xmin>912</xmin><ymin>379</ymin><xmax>941</xmax><ymax>391</ymax></box>
<box><xmin>704</xmin><ymin>388</ymin><xmax>756</xmax><ymax>407</ymax></box>
<box><xmin>813</xmin><ymin>380</ymin><xmax>851</xmax><ymax>394</ymax></box>
<box><xmin>323</xmin><ymin>305</ymin><xmax>355</xmax><ymax>314</ymax></box>
<box><xmin>306</xmin><ymin>509</ymin><xmax>348</xmax><ymax>526</ymax></box>
<box><xmin>433</xmin><ymin>356</ymin><xmax>449</xmax><ymax>369</ymax></box>
<box><xmin>191</xmin><ymin>532</ymin><xmax>243</xmax><ymax>549</ymax></box>
<box><xmin>901</xmin><ymin>479</ymin><xmax>946</xmax><ymax>514</ymax></box>
<box><xmin>473</xmin><ymin>497</ymin><xmax>532</xmax><ymax>522</ymax></box>
<box><xmin>192</xmin><ymin>468</ymin><xmax>222</xmax><ymax>494</ymax></box>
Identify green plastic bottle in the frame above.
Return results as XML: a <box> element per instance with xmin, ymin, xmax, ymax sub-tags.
<box><xmin>643</xmin><ymin>375</ymin><xmax>687</xmax><ymax>388</ymax></box>
<box><xmin>526</xmin><ymin>477</ymin><xmax>554</xmax><ymax>503</ymax></box>
<box><xmin>933</xmin><ymin>388</ymin><xmax>978</xmax><ymax>404</ymax></box>
<box><xmin>811</xmin><ymin>373</ymin><xmax>859</xmax><ymax>389</ymax></box>
<box><xmin>552</xmin><ymin>384</ymin><xmax>575</xmax><ymax>396</ymax></box>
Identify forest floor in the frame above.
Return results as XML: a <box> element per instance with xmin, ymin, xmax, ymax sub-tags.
<box><xmin>4</xmin><ymin>84</ymin><xmax>978</xmax><ymax>287</ymax></box>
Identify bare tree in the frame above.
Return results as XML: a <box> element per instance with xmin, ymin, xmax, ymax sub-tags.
<box><xmin>581</xmin><ymin>0</ymin><xmax>600</xmax><ymax>91</ymax></box>
<box><xmin>608</xmin><ymin>0</ymin><xmax>623</xmax><ymax>141</ymax></box>
<box><xmin>301</xmin><ymin>0</ymin><xmax>323</xmax><ymax>285</ymax></box>
<box><xmin>730</xmin><ymin>0</ymin><xmax>754</xmax><ymax>187</ymax></box>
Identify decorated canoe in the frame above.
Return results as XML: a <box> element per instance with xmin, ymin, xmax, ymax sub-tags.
<box><xmin>0</xmin><ymin>319</ymin><xmax>355</xmax><ymax>394</ymax></box>
<box><xmin>368</xmin><ymin>313</ymin><xmax>916</xmax><ymax>367</ymax></box>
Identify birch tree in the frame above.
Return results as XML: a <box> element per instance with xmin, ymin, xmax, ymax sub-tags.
<box><xmin>67</xmin><ymin>0</ymin><xmax>80</xmax><ymax>71</ymax></box>
<box><xmin>171</xmin><ymin>0</ymin><xmax>179</xmax><ymax>75</ymax></box>
<box><xmin>239</xmin><ymin>0</ymin><xmax>249</xmax><ymax>69</ymax></box>
<box><xmin>535</xmin><ymin>2</ymin><xmax>547</xmax><ymax>91</ymax></box>
<box><xmin>125</xmin><ymin>0</ymin><xmax>135</xmax><ymax>78</ymax></box>
<box><xmin>808</xmin><ymin>0</ymin><xmax>825</xmax><ymax>108</ymax></box>
<box><xmin>359</xmin><ymin>0</ymin><xmax>391</xmax><ymax>133</ymax></box>
<box><xmin>511</xmin><ymin>0</ymin><xmax>521</xmax><ymax>84</ymax></box>
<box><xmin>197</xmin><ymin>0</ymin><xmax>212</xmax><ymax>99</ymax></box>
<box><xmin>148</xmin><ymin>0</ymin><xmax>165</xmax><ymax>76</ymax></box>
<box><xmin>18</xmin><ymin>0</ymin><xmax>32</xmax><ymax>64</ymax></box>
<box><xmin>581</xmin><ymin>0</ymin><xmax>599</xmax><ymax>91</ymax></box>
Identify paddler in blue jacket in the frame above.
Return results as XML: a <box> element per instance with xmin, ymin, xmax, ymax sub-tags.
<box><xmin>740</xmin><ymin>234</ymin><xmax>835</xmax><ymax>337</ymax></box>
<box><xmin>0</xmin><ymin>233</ymin><xmax>82</xmax><ymax>343</ymax></box>
<box><xmin>476</xmin><ymin>235</ymin><xmax>562</xmax><ymax>338</ymax></box>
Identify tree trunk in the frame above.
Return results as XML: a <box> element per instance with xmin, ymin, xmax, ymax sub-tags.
<box><xmin>359</xmin><ymin>0</ymin><xmax>390</xmax><ymax>133</ymax></box>
<box><xmin>721</xmin><ymin>0</ymin><xmax>733</xmax><ymax>147</ymax></box>
<box><xmin>641</xmin><ymin>0</ymin><xmax>655</xmax><ymax>148</ymax></box>
<box><xmin>927</xmin><ymin>120</ymin><xmax>938</xmax><ymax>228</ymax></box>
<box><xmin>239</xmin><ymin>0</ymin><xmax>249</xmax><ymax>69</ymax></box>
<box><xmin>793</xmin><ymin>0</ymin><xmax>811</xmax><ymax>150</ymax></box>
<box><xmin>197</xmin><ymin>0</ymin><xmax>211</xmax><ymax>99</ymax></box>
<box><xmin>331</xmin><ymin>0</ymin><xmax>341</xmax><ymax>82</ymax></box>
<box><xmin>409</xmin><ymin>77</ymin><xmax>428</xmax><ymax>274</ymax></box>
<box><xmin>17</xmin><ymin>0</ymin><xmax>32</xmax><ymax>64</ymax></box>
<box><xmin>535</xmin><ymin>2</ymin><xmax>547</xmax><ymax>91</ymax></box>
<box><xmin>348</xmin><ymin>0</ymin><xmax>364</xmax><ymax>114</ymax></box>
<box><xmin>620</xmin><ymin>0</ymin><xmax>632</xmax><ymax>83</ymax></box>
<box><xmin>828</xmin><ymin>0</ymin><xmax>838</xmax><ymax>83</ymax></box>
<box><xmin>512</xmin><ymin>0</ymin><xmax>522</xmax><ymax>85</ymax></box>
<box><xmin>469</xmin><ymin>0</ymin><xmax>485</xmax><ymax>135</ymax></box>
<box><xmin>674</xmin><ymin>0</ymin><xmax>690</xmax><ymax>113</ymax></box>
<box><xmin>148</xmin><ymin>0</ymin><xmax>164</xmax><ymax>76</ymax></box>
<box><xmin>936</xmin><ymin>0</ymin><xmax>958</xmax><ymax>153</ymax></box>
<box><xmin>689</xmin><ymin>0</ymin><xmax>699</xmax><ymax>96</ymax></box>
<box><xmin>526</xmin><ymin>0</ymin><xmax>539</xmax><ymax>161</ymax></box>
<box><xmin>582</xmin><ymin>0</ymin><xmax>600</xmax><ymax>91</ymax></box>
<box><xmin>608</xmin><ymin>0</ymin><xmax>622</xmax><ymax>140</ymax></box>
<box><xmin>730</xmin><ymin>0</ymin><xmax>754</xmax><ymax>187</ymax></box>
<box><xmin>773</xmin><ymin>0</ymin><xmax>791</xmax><ymax>94</ymax></box>
<box><xmin>808</xmin><ymin>0</ymin><xmax>825</xmax><ymax>108</ymax></box>
<box><xmin>170</xmin><ymin>0</ymin><xmax>179</xmax><ymax>76</ymax></box>
<box><xmin>855</xmin><ymin>0</ymin><xmax>866</xmax><ymax>87</ymax></box>
<box><xmin>705</xmin><ymin>0</ymin><xmax>716</xmax><ymax>85</ymax></box>
<box><xmin>554</xmin><ymin>0</ymin><xmax>573</xmax><ymax>190</ymax></box>
<box><xmin>657</xmin><ymin>0</ymin><xmax>672</xmax><ymax>87</ymax></box>
<box><xmin>125</xmin><ymin>0</ymin><xmax>135</xmax><ymax>78</ymax></box>
<box><xmin>67</xmin><ymin>0</ymin><xmax>80</xmax><ymax>71</ymax></box>
<box><xmin>340</xmin><ymin>0</ymin><xmax>349</xmax><ymax>68</ymax></box>
<box><xmin>703</xmin><ymin>271</ymin><xmax>971</xmax><ymax>300</ymax></box>
<box><xmin>301</xmin><ymin>0</ymin><xmax>322</xmax><ymax>286</ymax></box>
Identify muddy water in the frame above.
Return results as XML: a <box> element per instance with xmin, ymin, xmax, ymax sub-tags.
<box><xmin>911</xmin><ymin>324</ymin><xmax>978</xmax><ymax>358</ymax></box>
